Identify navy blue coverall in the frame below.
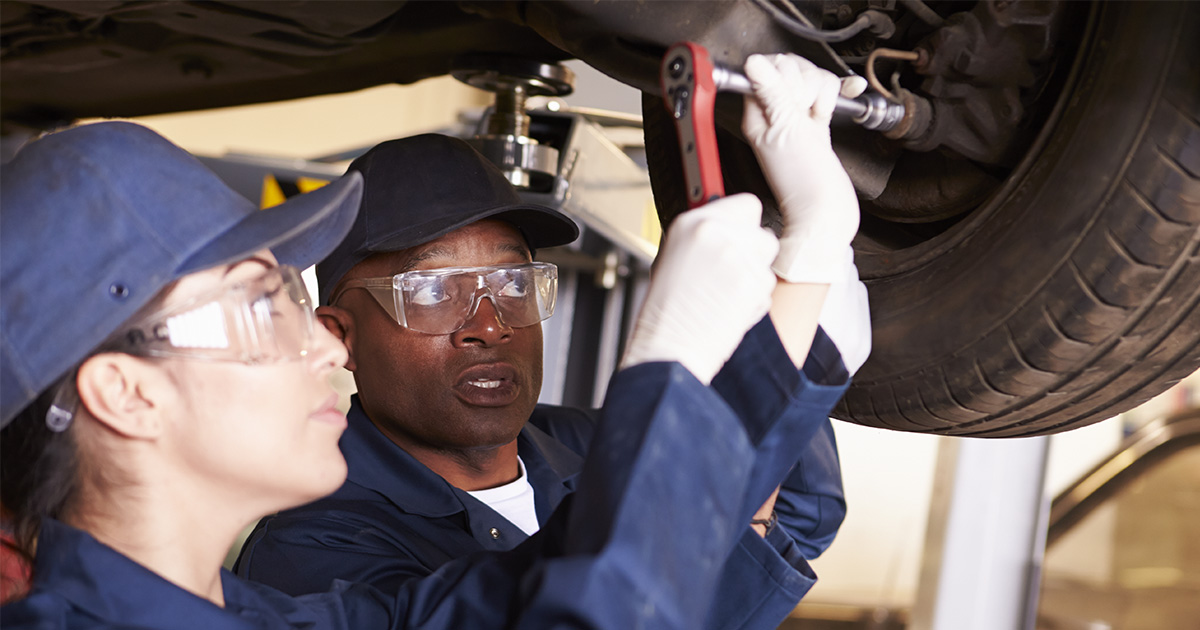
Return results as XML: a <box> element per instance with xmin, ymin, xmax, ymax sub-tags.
<box><xmin>236</xmin><ymin>319</ymin><xmax>849</xmax><ymax>628</ymax></box>
<box><xmin>1</xmin><ymin>324</ymin><xmax>850</xmax><ymax>629</ymax></box>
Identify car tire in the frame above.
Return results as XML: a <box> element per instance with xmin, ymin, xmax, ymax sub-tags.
<box><xmin>642</xmin><ymin>0</ymin><xmax>1200</xmax><ymax>436</ymax></box>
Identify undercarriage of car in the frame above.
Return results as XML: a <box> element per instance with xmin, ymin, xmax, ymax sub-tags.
<box><xmin>3</xmin><ymin>0</ymin><xmax>1197</xmax><ymax>436</ymax></box>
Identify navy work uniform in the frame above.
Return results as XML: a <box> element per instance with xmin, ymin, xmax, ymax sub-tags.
<box><xmin>237</xmin><ymin>319</ymin><xmax>850</xmax><ymax>629</ymax></box>
<box><xmin>3</xmin><ymin>351</ymin><xmax>850</xmax><ymax>630</ymax></box>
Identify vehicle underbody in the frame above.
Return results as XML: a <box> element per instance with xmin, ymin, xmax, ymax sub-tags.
<box><xmin>3</xmin><ymin>0</ymin><xmax>1198</xmax><ymax>436</ymax></box>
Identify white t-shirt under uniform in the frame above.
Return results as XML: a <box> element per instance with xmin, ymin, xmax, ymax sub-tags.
<box><xmin>466</xmin><ymin>456</ymin><xmax>540</xmax><ymax>536</ymax></box>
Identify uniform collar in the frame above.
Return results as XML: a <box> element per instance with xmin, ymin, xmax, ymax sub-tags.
<box><xmin>30</xmin><ymin>519</ymin><xmax>274</xmax><ymax>629</ymax></box>
<box><xmin>340</xmin><ymin>395</ymin><xmax>582</xmax><ymax>519</ymax></box>
<box><xmin>340</xmin><ymin>396</ymin><xmax>462</xmax><ymax>517</ymax></box>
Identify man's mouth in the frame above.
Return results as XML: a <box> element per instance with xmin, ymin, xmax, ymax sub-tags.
<box><xmin>455</xmin><ymin>363</ymin><xmax>520</xmax><ymax>406</ymax></box>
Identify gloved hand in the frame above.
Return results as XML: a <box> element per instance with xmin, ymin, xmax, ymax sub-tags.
<box><xmin>817</xmin><ymin>246</ymin><xmax>873</xmax><ymax>376</ymax></box>
<box><xmin>742</xmin><ymin>53</ymin><xmax>863</xmax><ymax>285</ymax></box>
<box><xmin>621</xmin><ymin>194</ymin><xmax>779</xmax><ymax>385</ymax></box>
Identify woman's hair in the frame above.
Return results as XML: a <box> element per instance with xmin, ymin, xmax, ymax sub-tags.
<box><xmin>1</xmin><ymin>383</ymin><xmax>82</xmax><ymax>565</ymax></box>
<box><xmin>0</xmin><ymin>280</ymin><xmax>179</xmax><ymax>567</ymax></box>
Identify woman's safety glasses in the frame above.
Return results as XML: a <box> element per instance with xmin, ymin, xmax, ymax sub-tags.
<box><xmin>331</xmin><ymin>262</ymin><xmax>558</xmax><ymax>335</ymax></box>
<box><xmin>112</xmin><ymin>265</ymin><xmax>316</xmax><ymax>364</ymax></box>
<box><xmin>45</xmin><ymin>265</ymin><xmax>317</xmax><ymax>431</ymax></box>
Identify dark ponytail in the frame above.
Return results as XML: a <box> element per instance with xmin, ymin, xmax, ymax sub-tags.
<box><xmin>1</xmin><ymin>381</ymin><xmax>82</xmax><ymax>566</ymax></box>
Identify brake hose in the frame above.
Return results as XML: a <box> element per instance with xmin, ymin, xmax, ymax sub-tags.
<box><xmin>866</xmin><ymin>48</ymin><xmax>922</xmax><ymax>102</ymax></box>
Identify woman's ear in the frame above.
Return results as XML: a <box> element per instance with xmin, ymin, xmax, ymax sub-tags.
<box><xmin>316</xmin><ymin>305</ymin><xmax>356</xmax><ymax>372</ymax></box>
<box><xmin>75</xmin><ymin>353</ymin><xmax>163</xmax><ymax>439</ymax></box>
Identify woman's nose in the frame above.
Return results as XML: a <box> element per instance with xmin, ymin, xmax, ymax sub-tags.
<box><xmin>310</xmin><ymin>322</ymin><xmax>349</xmax><ymax>372</ymax></box>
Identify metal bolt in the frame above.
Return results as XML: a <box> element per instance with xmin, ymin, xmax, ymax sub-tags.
<box><xmin>672</xmin><ymin>88</ymin><xmax>690</xmax><ymax>119</ymax></box>
<box><xmin>486</xmin><ymin>83</ymin><xmax>530</xmax><ymax>138</ymax></box>
<box><xmin>668</xmin><ymin>57</ymin><xmax>685</xmax><ymax>79</ymax></box>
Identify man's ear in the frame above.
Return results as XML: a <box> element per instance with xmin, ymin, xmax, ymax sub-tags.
<box><xmin>316</xmin><ymin>305</ymin><xmax>357</xmax><ymax>372</ymax></box>
<box><xmin>75</xmin><ymin>353</ymin><xmax>163</xmax><ymax>439</ymax></box>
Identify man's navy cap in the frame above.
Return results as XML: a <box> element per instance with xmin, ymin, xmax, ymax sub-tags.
<box><xmin>0</xmin><ymin>121</ymin><xmax>363</xmax><ymax>427</ymax></box>
<box><xmin>315</xmin><ymin>134</ymin><xmax>579</xmax><ymax>305</ymax></box>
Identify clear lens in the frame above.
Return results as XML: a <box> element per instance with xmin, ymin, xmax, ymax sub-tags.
<box><xmin>119</xmin><ymin>265</ymin><xmax>314</xmax><ymax>363</ymax></box>
<box><xmin>394</xmin><ymin>262</ymin><xmax>557</xmax><ymax>334</ymax></box>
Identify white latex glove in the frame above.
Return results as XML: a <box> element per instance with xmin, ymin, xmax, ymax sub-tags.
<box><xmin>621</xmin><ymin>194</ymin><xmax>780</xmax><ymax>385</ymax></box>
<box><xmin>817</xmin><ymin>246</ymin><xmax>872</xmax><ymax>376</ymax></box>
<box><xmin>742</xmin><ymin>53</ymin><xmax>863</xmax><ymax>285</ymax></box>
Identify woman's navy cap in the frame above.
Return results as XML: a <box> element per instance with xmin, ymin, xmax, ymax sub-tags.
<box><xmin>315</xmin><ymin>134</ymin><xmax>580</xmax><ymax>305</ymax></box>
<box><xmin>0</xmin><ymin>121</ymin><xmax>363</xmax><ymax>427</ymax></box>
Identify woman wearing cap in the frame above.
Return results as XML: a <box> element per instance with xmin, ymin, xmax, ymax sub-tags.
<box><xmin>0</xmin><ymin>119</ymin><xmax>783</xmax><ymax>629</ymax></box>
<box><xmin>0</xmin><ymin>53</ymin><xmax>865</xmax><ymax>629</ymax></box>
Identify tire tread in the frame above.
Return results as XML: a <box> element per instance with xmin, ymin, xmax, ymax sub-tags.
<box><xmin>835</xmin><ymin>1</ymin><xmax>1200</xmax><ymax>435</ymax></box>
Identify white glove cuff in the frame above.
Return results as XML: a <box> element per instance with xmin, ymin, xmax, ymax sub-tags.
<box><xmin>620</xmin><ymin>339</ymin><xmax>721</xmax><ymax>386</ymax></box>
<box><xmin>815</xmin><ymin>247</ymin><xmax>872</xmax><ymax>376</ymax></box>
<box><xmin>619</xmin><ymin>311</ymin><xmax>755</xmax><ymax>386</ymax></box>
<box><xmin>771</xmin><ymin>235</ymin><xmax>854</xmax><ymax>285</ymax></box>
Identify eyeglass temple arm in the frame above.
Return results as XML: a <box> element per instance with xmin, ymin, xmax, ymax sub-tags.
<box><xmin>329</xmin><ymin>279</ymin><xmax>402</xmax><ymax>323</ymax></box>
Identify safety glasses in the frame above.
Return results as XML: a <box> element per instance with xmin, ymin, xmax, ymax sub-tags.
<box><xmin>332</xmin><ymin>262</ymin><xmax>558</xmax><ymax>335</ymax></box>
<box><xmin>44</xmin><ymin>265</ymin><xmax>317</xmax><ymax>431</ymax></box>
<box><xmin>111</xmin><ymin>265</ymin><xmax>316</xmax><ymax>364</ymax></box>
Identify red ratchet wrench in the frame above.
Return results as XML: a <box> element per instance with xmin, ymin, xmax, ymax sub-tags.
<box><xmin>660</xmin><ymin>42</ymin><xmax>905</xmax><ymax>209</ymax></box>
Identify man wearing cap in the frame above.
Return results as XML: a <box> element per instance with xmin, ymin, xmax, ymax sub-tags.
<box><xmin>237</xmin><ymin>55</ymin><xmax>871</xmax><ymax>627</ymax></box>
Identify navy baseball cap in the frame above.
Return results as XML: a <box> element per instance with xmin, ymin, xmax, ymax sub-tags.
<box><xmin>0</xmin><ymin>121</ymin><xmax>363</xmax><ymax>426</ymax></box>
<box><xmin>315</xmin><ymin>134</ymin><xmax>579</xmax><ymax>305</ymax></box>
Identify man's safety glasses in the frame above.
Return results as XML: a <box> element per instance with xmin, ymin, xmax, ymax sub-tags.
<box><xmin>331</xmin><ymin>262</ymin><xmax>558</xmax><ymax>335</ymax></box>
<box><xmin>111</xmin><ymin>265</ymin><xmax>316</xmax><ymax>364</ymax></box>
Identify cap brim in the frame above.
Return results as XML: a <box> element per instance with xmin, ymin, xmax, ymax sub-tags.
<box><xmin>371</xmin><ymin>202</ymin><xmax>580</xmax><ymax>254</ymax></box>
<box><xmin>178</xmin><ymin>171</ymin><xmax>363</xmax><ymax>274</ymax></box>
